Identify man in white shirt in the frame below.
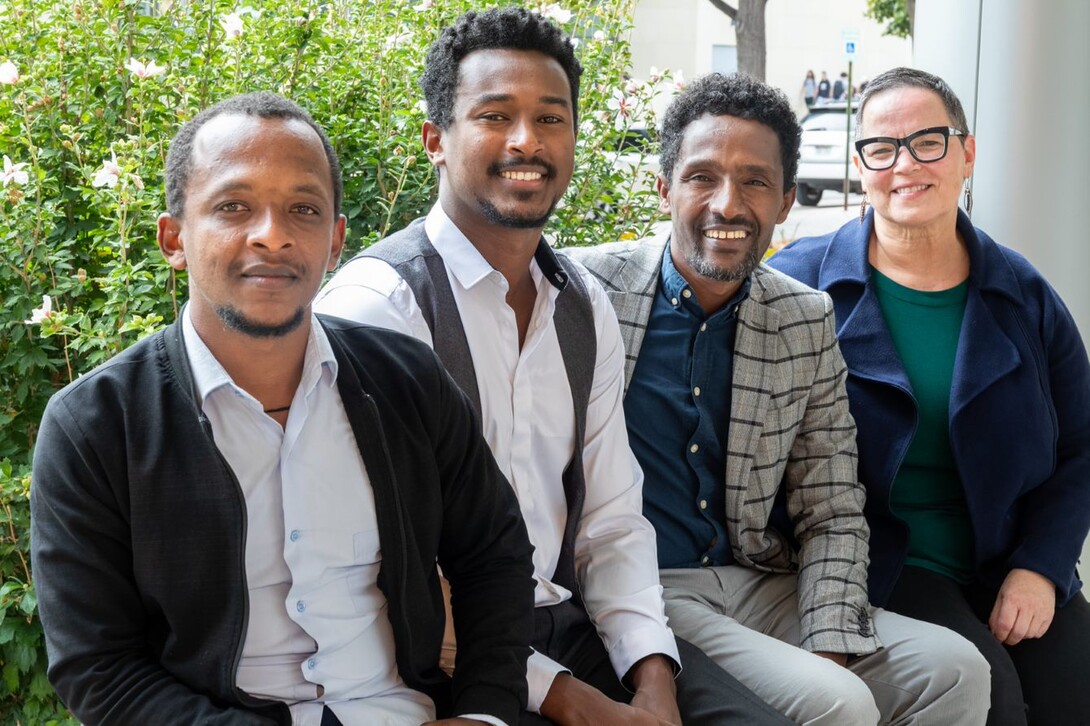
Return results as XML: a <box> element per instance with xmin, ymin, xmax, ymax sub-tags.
<box><xmin>315</xmin><ymin>8</ymin><xmax>788</xmax><ymax>726</ymax></box>
<box><xmin>31</xmin><ymin>92</ymin><xmax>535</xmax><ymax>726</ymax></box>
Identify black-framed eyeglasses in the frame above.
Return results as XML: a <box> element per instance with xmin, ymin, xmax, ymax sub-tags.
<box><xmin>854</xmin><ymin>126</ymin><xmax>968</xmax><ymax>171</ymax></box>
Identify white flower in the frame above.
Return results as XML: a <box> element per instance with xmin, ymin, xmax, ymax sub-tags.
<box><xmin>2</xmin><ymin>155</ymin><xmax>29</xmax><ymax>187</ymax></box>
<box><xmin>648</xmin><ymin>66</ymin><xmax>662</xmax><ymax>83</ymax></box>
<box><xmin>221</xmin><ymin>11</ymin><xmax>244</xmax><ymax>39</ymax></box>
<box><xmin>0</xmin><ymin>60</ymin><xmax>19</xmax><ymax>84</ymax></box>
<box><xmin>672</xmin><ymin>69</ymin><xmax>686</xmax><ymax>90</ymax></box>
<box><xmin>540</xmin><ymin>4</ymin><xmax>573</xmax><ymax>23</ymax></box>
<box><xmin>593</xmin><ymin>30</ymin><xmax>606</xmax><ymax>42</ymax></box>
<box><xmin>92</xmin><ymin>152</ymin><xmax>121</xmax><ymax>189</ymax></box>
<box><xmin>568</xmin><ymin>36</ymin><xmax>579</xmax><ymax>49</ymax></box>
<box><xmin>25</xmin><ymin>295</ymin><xmax>53</xmax><ymax>325</ymax></box>
<box><xmin>606</xmin><ymin>88</ymin><xmax>634</xmax><ymax>119</ymax></box>
<box><xmin>124</xmin><ymin>58</ymin><xmax>166</xmax><ymax>80</ymax></box>
<box><xmin>412</xmin><ymin>0</ymin><xmax>433</xmax><ymax>10</ymax></box>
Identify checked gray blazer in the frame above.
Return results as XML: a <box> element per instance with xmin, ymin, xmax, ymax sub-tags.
<box><xmin>565</xmin><ymin>234</ymin><xmax>880</xmax><ymax>654</ymax></box>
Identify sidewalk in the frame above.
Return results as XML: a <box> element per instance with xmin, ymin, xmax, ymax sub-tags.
<box><xmin>773</xmin><ymin>190</ymin><xmax>864</xmax><ymax>249</ymax></box>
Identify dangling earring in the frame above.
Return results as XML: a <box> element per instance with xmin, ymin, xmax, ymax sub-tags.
<box><xmin>859</xmin><ymin>193</ymin><xmax>869</xmax><ymax>224</ymax></box>
<box><xmin>963</xmin><ymin>180</ymin><xmax>973</xmax><ymax>215</ymax></box>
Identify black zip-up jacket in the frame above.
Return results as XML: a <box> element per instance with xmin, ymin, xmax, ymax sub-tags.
<box><xmin>30</xmin><ymin>316</ymin><xmax>535</xmax><ymax>725</ymax></box>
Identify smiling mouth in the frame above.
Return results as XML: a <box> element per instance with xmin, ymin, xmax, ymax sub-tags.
<box><xmin>704</xmin><ymin>230</ymin><xmax>748</xmax><ymax>240</ymax></box>
<box><xmin>500</xmin><ymin>170</ymin><xmax>545</xmax><ymax>181</ymax></box>
<box><xmin>895</xmin><ymin>184</ymin><xmax>929</xmax><ymax>194</ymax></box>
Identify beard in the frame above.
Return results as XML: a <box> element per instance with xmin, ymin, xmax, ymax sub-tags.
<box><xmin>478</xmin><ymin>197</ymin><xmax>558</xmax><ymax>229</ymax></box>
<box><xmin>215</xmin><ymin>305</ymin><xmax>305</xmax><ymax>338</ymax></box>
<box><xmin>477</xmin><ymin>156</ymin><xmax>562</xmax><ymax>229</ymax></box>
<box><xmin>686</xmin><ymin>224</ymin><xmax>763</xmax><ymax>282</ymax></box>
<box><xmin>687</xmin><ymin>242</ymin><xmax>761</xmax><ymax>282</ymax></box>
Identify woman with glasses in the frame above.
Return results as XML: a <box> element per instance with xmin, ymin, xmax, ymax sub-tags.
<box><xmin>769</xmin><ymin>67</ymin><xmax>1090</xmax><ymax>725</ymax></box>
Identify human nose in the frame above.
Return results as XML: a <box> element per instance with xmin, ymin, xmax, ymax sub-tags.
<box><xmin>890</xmin><ymin>141</ymin><xmax>920</xmax><ymax>171</ymax></box>
<box><xmin>709</xmin><ymin>179</ymin><xmax>743</xmax><ymax>217</ymax></box>
<box><xmin>507</xmin><ymin>116</ymin><xmax>543</xmax><ymax>156</ymax></box>
<box><xmin>248</xmin><ymin>208</ymin><xmax>293</xmax><ymax>251</ymax></box>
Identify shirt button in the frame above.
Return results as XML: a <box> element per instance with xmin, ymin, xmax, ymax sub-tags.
<box><xmin>289</xmin><ymin>530</ymin><xmax>300</xmax><ymax>542</ymax></box>
<box><xmin>307</xmin><ymin>658</ymin><xmax>317</xmax><ymax>669</ymax></box>
<box><xmin>693</xmin><ymin>386</ymin><xmax>701</xmax><ymax>397</ymax></box>
<box><xmin>690</xmin><ymin>443</ymin><xmax>699</xmax><ymax>453</ymax></box>
<box><xmin>682</xmin><ymin>289</ymin><xmax>692</xmax><ymax>299</ymax></box>
<box><xmin>671</xmin><ymin>297</ymin><xmax>679</xmax><ymax>306</ymax></box>
<box><xmin>701</xmin><ymin>555</ymin><xmax>710</xmax><ymax>566</ymax></box>
<box><xmin>296</xmin><ymin>600</ymin><xmax>306</xmax><ymax>613</ymax></box>
<box><xmin>699</xmin><ymin>499</ymin><xmax>708</xmax><ymax>510</ymax></box>
<box><xmin>700</xmin><ymin>323</ymin><xmax>707</xmax><ymax>332</ymax></box>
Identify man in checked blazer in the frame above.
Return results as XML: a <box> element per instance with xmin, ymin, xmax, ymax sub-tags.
<box><xmin>566</xmin><ymin>73</ymin><xmax>990</xmax><ymax>725</ymax></box>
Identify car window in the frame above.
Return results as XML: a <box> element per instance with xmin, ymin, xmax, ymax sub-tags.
<box><xmin>801</xmin><ymin>113</ymin><xmax>851</xmax><ymax>132</ymax></box>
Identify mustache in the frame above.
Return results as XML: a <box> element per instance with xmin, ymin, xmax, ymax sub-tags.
<box><xmin>489</xmin><ymin>157</ymin><xmax>557</xmax><ymax>178</ymax></box>
<box><xmin>705</xmin><ymin>214</ymin><xmax>757</xmax><ymax>234</ymax></box>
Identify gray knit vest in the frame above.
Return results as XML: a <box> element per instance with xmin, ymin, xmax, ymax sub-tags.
<box><xmin>358</xmin><ymin>219</ymin><xmax>595</xmax><ymax>597</ymax></box>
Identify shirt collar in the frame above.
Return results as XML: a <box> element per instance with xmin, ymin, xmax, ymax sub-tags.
<box><xmin>425</xmin><ymin>203</ymin><xmax>569</xmax><ymax>292</ymax></box>
<box><xmin>659</xmin><ymin>243</ymin><xmax>750</xmax><ymax>317</ymax></box>
<box><xmin>182</xmin><ymin>305</ymin><xmax>338</xmax><ymax>408</ymax></box>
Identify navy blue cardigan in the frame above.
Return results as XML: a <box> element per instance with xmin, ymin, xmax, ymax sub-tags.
<box><xmin>30</xmin><ymin>316</ymin><xmax>534</xmax><ymax>725</ymax></box>
<box><xmin>769</xmin><ymin>210</ymin><xmax>1090</xmax><ymax>606</ymax></box>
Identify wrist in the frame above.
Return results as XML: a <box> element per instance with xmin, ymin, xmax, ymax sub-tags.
<box><xmin>627</xmin><ymin>654</ymin><xmax>677</xmax><ymax>693</ymax></box>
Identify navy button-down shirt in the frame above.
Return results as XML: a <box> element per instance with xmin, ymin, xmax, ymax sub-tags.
<box><xmin>625</xmin><ymin>246</ymin><xmax>749</xmax><ymax>569</ymax></box>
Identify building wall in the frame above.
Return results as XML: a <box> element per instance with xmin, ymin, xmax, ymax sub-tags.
<box><xmin>630</xmin><ymin>0</ymin><xmax>913</xmax><ymax>117</ymax></box>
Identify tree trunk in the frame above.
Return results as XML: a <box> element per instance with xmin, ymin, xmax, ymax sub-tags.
<box><xmin>707</xmin><ymin>0</ymin><xmax>769</xmax><ymax>81</ymax></box>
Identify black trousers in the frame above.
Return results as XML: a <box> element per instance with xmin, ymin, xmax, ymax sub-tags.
<box><xmin>888</xmin><ymin>565</ymin><xmax>1090</xmax><ymax>726</ymax></box>
<box><xmin>520</xmin><ymin>600</ymin><xmax>790</xmax><ymax>725</ymax></box>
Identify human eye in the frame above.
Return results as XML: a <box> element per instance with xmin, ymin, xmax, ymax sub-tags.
<box><xmin>864</xmin><ymin>142</ymin><xmax>895</xmax><ymax>161</ymax></box>
<box><xmin>292</xmin><ymin>204</ymin><xmax>321</xmax><ymax>216</ymax></box>
<box><xmin>217</xmin><ymin>201</ymin><xmax>247</xmax><ymax>213</ymax></box>
<box><xmin>540</xmin><ymin>114</ymin><xmax>567</xmax><ymax>125</ymax></box>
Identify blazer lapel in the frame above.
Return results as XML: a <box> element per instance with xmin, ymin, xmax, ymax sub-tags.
<box><xmin>949</xmin><ymin>280</ymin><xmax>1021</xmax><ymax>418</ymax></box>
<box><xmin>724</xmin><ymin>278</ymin><xmax>780</xmax><ymax>553</ymax></box>
<box><xmin>609</xmin><ymin>234</ymin><xmax>668</xmax><ymax>390</ymax></box>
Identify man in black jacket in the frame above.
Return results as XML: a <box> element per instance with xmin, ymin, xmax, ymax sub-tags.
<box><xmin>30</xmin><ymin>92</ymin><xmax>535</xmax><ymax>726</ymax></box>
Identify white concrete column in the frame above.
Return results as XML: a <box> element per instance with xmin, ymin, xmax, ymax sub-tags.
<box><xmin>915</xmin><ymin>0</ymin><xmax>1090</xmax><ymax>580</ymax></box>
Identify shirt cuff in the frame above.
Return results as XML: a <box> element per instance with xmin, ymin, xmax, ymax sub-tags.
<box><xmin>526</xmin><ymin>649</ymin><xmax>571</xmax><ymax>713</ymax></box>
<box><xmin>458</xmin><ymin>715</ymin><xmax>508</xmax><ymax>726</ymax></box>
<box><xmin>607</xmin><ymin>623</ymin><xmax>681</xmax><ymax>688</ymax></box>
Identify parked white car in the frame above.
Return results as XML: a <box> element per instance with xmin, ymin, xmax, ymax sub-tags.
<box><xmin>797</xmin><ymin>104</ymin><xmax>861</xmax><ymax>206</ymax></box>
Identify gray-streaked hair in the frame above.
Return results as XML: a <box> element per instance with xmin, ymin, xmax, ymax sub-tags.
<box><xmin>855</xmin><ymin>67</ymin><xmax>970</xmax><ymax>139</ymax></box>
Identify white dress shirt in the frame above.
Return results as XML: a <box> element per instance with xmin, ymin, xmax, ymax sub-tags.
<box><xmin>184</xmin><ymin>309</ymin><xmax>495</xmax><ymax>725</ymax></box>
<box><xmin>314</xmin><ymin>205</ymin><xmax>679</xmax><ymax>712</ymax></box>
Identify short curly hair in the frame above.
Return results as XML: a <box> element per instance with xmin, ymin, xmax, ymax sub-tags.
<box><xmin>659</xmin><ymin>73</ymin><xmax>801</xmax><ymax>190</ymax></box>
<box><xmin>421</xmin><ymin>6</ymin><xmax>583</xmax><ymax>129</ymax></box>
<box><xmin>164</xmin><ymin>92</ymin><xmax>342</xmax><ymax>218</ymax></box>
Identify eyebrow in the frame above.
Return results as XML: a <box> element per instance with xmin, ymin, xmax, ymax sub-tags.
<box><xmin>681</xmin><ymin>159</ymin><xmax>778</xmax><ymax>175</ymax></box>
<box><xmin>207</xmin><ymin>181</ymin><xmax>328</xmax><ymax>198</ymax></box>
<box><xmin>471</xmin><ymin>92</ymin><xmax>571</xmax><ymax>109</ymax></box>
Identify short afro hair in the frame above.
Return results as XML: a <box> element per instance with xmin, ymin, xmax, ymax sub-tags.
<box><xmin>164</xmin><ymin>91</ymin><xmax>342</xmax><ymax>218</ymax></box>
<box><xmin>855</xmin><ymin>67</ymin><xmax>969</xmax><ymax>138</ymax></box>
<box><xmin>421</xmin><ymin>6</ymin><xmax>583</xmax><ymax>129</ymax></box>
<box><xmin>659</xmin><ymin>73</ymin><xmax>801</xmax><ymax>190</ymax></box>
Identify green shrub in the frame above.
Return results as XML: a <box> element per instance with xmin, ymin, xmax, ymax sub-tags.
<box><xmin>0</xmin><ymin>0</ymin><xmax>674</xmax><ymax>719</ymax></box>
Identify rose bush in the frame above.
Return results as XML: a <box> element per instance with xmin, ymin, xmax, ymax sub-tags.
<box><xmin>0</xmin><ymin>0</ymin><xmax>677</xmax><ymax>720</ymax></box>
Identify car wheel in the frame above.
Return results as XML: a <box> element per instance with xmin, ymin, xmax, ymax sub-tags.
<box><xmin>797</xmin><ymin>183</ymin><xmax>822</xmax><ymax>206</ymax></box>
